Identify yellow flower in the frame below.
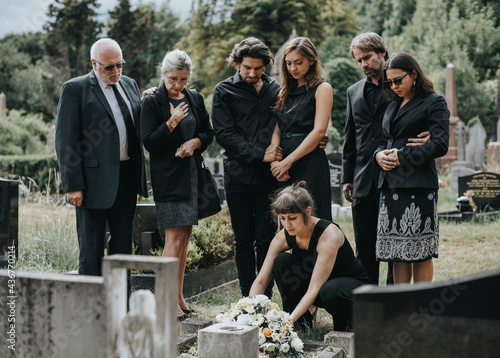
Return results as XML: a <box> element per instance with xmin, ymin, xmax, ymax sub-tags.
<box><xmin>270</xmin><ymin>302</ymin><xmax>280</xmax><ymax>311</ymax></box>
<box><xmin>262</xmin><ymin>328</ymin><xmax>273</xmax><ymax>337</ymax></box>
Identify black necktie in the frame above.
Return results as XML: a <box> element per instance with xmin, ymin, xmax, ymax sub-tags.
<box><xmin>110</xmin><ymin>84</ymin><xmax>140</xmax><ymax>162</ymax></box>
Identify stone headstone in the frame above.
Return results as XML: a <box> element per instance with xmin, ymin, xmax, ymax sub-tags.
<box><xmin>487</xmin><ymin>142</ymin><xmax>500</xmax><ymax>173</ymax></box>
<box><xmin>327</xmin><ymin>151</ymin><xmax>343</xmax><ymax>206</ymax></box>
<box><xmin>132</xmin><ymin>204</ymin><xmax>163</xmax><ymax>253</ymax></box>
<box><xmin>353</xmin><ymin>269</ymin><xmax>500</xmax><ymax>358</ymax></box>
<box><xmin>458</xmin><ymin>172</ymin><xmax>500</xmax><ymax>210</ymax></box>
<box><xmin>449</xmin><ymin>165</ymin><xmax>477</xmax><ymax>193</ymax></box>
<box><xmin>198</xmin><ymin>323</ymin><xmax>259</xmax><ymax>358</ymax></box>
<box><xmin>0</xmin><ymin>177</ymin><xmax>18</xmax><ymax>268</ymax></box>
<box><xmin>453</xmin><ymin>121</ymin><xmax>469</xmax><ymax>162</ymax></box>
<box><xmin>466</xmin><ymin>122</ymin><xmax>487</xmax><ymax>169</ymax></box>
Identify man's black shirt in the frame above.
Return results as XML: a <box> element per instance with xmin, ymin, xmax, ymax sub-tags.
<box><xmin>212</xmin><ymin>72</ymin><xmax>280</xmax><ymax>185</ymax></box>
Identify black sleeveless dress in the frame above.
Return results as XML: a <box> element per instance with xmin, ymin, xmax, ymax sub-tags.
<box><xmin>284</xmin><ymin>219</ymin><xmax>370</xmax><ymax>282</ymax></box>
<box><xmin>276</xmin><ymin>83</ymin><xmax>332</xmax><ymax>220</ymax></box>
<box><xmin>273</xmin><ymin>219</ymin><xmax>370</xmax><ymax>331</ymax></box>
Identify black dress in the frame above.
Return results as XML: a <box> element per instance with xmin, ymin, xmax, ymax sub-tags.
<box><xmin>273</xmin><ymin>219</ymin><xmax>370</xmax><ymax>331</ymax></box>
<box><xmin>276</xmin><ymin>83</ymin><xmax>332</xmax><ymax>220</ymax></box>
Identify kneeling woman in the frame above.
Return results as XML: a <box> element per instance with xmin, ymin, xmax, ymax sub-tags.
<box><xmin>249</xmin><ymin>182</ymin><xmax>370</xmax><ymax>331</ymax></box>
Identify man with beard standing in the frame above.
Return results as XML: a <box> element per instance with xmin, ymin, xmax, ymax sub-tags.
<box><xmin>212</xmin><ymin>37</ymin><xmax>282</xmax><ymax>297</ymax></box>
<box><xmin>342</xmin><ymin>32</ymin><xmax>429</xmax><ymax>285</ymax></box>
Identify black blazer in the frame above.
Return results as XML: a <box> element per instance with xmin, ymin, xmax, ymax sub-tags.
<box><xmin>342</xmin><ymin>78</ymin><xmax>389</xmax><ymax>198</ymax></box>
<box><xmin>375</xmin><ymin>92</ymin><xmax>450</xmax><ymax>189</ymax></box>
<box><xmin>141</xmin><ymin>85</ymin><xmax>214</xmax><ymax>202</ymax></box>
<box><xmin>55</xmin><ymin>71</ymin><xmax>148</xmax><ymax>209</ymax></box>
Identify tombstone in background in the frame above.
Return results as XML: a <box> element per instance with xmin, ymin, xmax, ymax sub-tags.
<box><xmin>449</xmin><ymin>166</ymin><xmax>477</xmax><ymax>194</ymax></box>
<box><xmin>487</xmin><ymin>69</ymin><xmax>500</xmax><ymax>173</ymax></box>
<box><xmin>466</xmin><ymin>121</ymin><xmax>487</xmax><ymax>170</ymax></box>
<box><xmin>327</xmin><ymin>151</ymin><xmax>343</xmax><ymax>206</ymax></box>
<box><xmin>441</xmin><ymin>64</ymin><xmax>462</xmax><ymax>168</ymax></box>
<box><xmin>458</xmin><ymin>172</ymin><xmax>500</xmax><ymax>211</ymax></box>
<box><xmin>0</xmin><ymin>177</ymin><xmax>18</xmax><ymax>268</ymax></box>
<box><xmin>353</xmin><ymin>269</ymin><xmax>500</xmax><ymax>358</ymax></box>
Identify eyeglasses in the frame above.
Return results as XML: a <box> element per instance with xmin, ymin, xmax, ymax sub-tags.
<box><xmin>385</xmin><ymin>71</ymin><xmax>411</xmax><ymax>87</ymax></box>
<box><xmin>166</xmin><ymin>77</ymin><xmax>189</xmax><ymax>85</ymax></box>
<box><xmin>95</xmin><ymin>60</ymin><xmax>126</xmax><ymax>71</ymax></box>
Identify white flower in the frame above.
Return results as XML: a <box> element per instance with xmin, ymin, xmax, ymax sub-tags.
<box><xmin>249</xmin><ymin>314</ymin><xmax>265</xmax><ymax>326</ymax></box>
<box><xmin>291</xmin><ymin>337</ymin><xmax>304</xmax><ymax>352</ymax></box>
<box><xmin>265</xmin><ymin>309</ymin><xmax>281</xmax><ymax>322</ymax></box>
<box><xmin>215</xmin><ymin>313</ymin><xmax>233</xmax><ymax>324</ymax></box>
<box><xmin>259</xmin><ymin>332</ymin><xmax>266</xmax><ymax>345</ymax></box>
<box><xmin>290</xmin><ymin>331</ymin><xmax>298</xmax><ymax>340</ymax></box>
<box><xmin>254</xmin><ymin>294</ymin><xmax>270</xmax><ymax>305</ymax></box>
<box><xmin>280</xmin><ymin>342</ymin><xmax>290</xmax><ymax>353</ymax></box>
<box><xmin>236</xmin><ymin>314</ymin><xmax>251</xmax><ymax>325</ymax></box>
<box><xmin>264</xmin><ymin>342</ymin><xmax>276</xmax><ymax>352</ymax></box>
<box><xmin>277</xmin><ymin>333</ymin><xmax>285</xmax><ymax>343</ymax></box>
<box><xmin>245</xmin><ymin>304</ymin><xmax>256</xmax><ymax>314</ymax></box>
<box><xmin>267</xmin><ymin>321</ymin><xmax>280</xmax><ymax>331</ymax></box>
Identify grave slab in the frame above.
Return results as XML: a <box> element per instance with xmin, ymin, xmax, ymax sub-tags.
<box><xmin>180</xmin><ymin>318</ymin><xmax>213</xmax><ymax>335</ymax></box>
<box><xmin>324</xmin><ymin>331</ymin><xmax>354</xmax><ymax>357</ymax></box>
<box><xmin>353</xmin><ymin>269</ymin><xmax>500</xmax><ymax>358</ymax></box>
<box><xmin>315</xmin><ymin>347</ymin><xmax>345</xmax><ymax>358</ymax></box>
<box><xmin>198</xmin><ymin>323</ymin><xmax>259</xmax><ymax>358</ymax></box>
<box><xmin>458</xmin><ymin>172</ymin><xmax>500</xmax><ymax>210</ymax></box>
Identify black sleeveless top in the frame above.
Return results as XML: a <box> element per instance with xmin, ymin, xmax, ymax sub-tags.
<box><xmin>284</xmin><ymin>219</ymin><xmax>370</xmax><ymax>282</ymax></box>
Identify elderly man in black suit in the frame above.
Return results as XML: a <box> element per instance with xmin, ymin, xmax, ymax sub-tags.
<box><xmin>342</xmin><ymin>33</ymin><xmax>429</xmax><ymax>285</ymax></box>
<box><xmin>55</xmin><ymin>38</ymin><xmax>148</xmax><ymax>276</ymax></box>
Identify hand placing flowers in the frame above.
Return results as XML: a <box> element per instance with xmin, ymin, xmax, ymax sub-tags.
<box><xmin>216</xmin><ymin>295</ymin><xmax>304</xmax><ymax>358</ymax></box>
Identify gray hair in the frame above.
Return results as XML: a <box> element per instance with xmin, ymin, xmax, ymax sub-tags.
<box><xmin>158</xmin><ymin>49</ymin><xmax>193</xmax><ymax>83</ymax></box>
<box><xmin>90</xmin><ymin>38</ymin><xmax>122</xmax><ymax>61</ymax></box>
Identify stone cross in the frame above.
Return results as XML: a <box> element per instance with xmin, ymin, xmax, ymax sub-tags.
<box><xmin>453</xmin><ymin>121</ymin><xmax>469</xmax><ymax>162</ymax></box>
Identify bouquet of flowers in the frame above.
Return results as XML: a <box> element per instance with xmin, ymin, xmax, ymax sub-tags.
<box><xmin>215</xmin><ymin>295</ymin><xmax>304</xmax><ymax>357</ymax></box>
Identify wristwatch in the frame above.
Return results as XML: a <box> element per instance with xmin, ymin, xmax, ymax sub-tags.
<box><xmin>168</xmin><ymin>119</ymin><xmax>177</xmax><ymax>128</ymax></box>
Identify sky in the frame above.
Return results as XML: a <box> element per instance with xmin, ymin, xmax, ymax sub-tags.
<box><xmin>0</xmin><ymin>0</ymin><xmax>193</xmax><ymax>38</ymax></box>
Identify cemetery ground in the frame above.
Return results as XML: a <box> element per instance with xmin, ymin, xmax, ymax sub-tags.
<box><xmin>15</xmin><ymin>185</ymin><xmax>500</xmax><ymax>356</ymax></box>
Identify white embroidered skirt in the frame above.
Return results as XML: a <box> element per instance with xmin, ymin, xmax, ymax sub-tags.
<box><xmin>376</xmin><ymin>187</ymin><xmax>439</xmax><ymax>263</ymax></box>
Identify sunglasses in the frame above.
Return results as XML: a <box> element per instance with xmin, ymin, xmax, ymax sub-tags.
<box><xmin>95</xmin><ymin>60</ymin><xmax>126</xmax><ymax>71</ymax></box>
<box><xmin>384</xmin><ymin>70</ymin><xmax>411</xmax><ymax>87</ymax></box>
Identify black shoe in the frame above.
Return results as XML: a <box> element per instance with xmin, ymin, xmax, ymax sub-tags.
<box><xmin>181</xmin><ymin>307</ymin><xmax>195</xmax><ymax>315</ymax></box>
<box><xmin>177</xmin><ymin>314</ymin><xmax>188</xmax><ymax>322</ymax></box>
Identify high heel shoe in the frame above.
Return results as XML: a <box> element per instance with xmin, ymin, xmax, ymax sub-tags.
<box><xmin>181</xmin><ymin>307</ymin><xmax>195</xmax><ymax>315</ymax></box>
<box><xmin>177</xmin><ymin>313</ymin><xmax>188</xmax><ymax>322</ymax></box>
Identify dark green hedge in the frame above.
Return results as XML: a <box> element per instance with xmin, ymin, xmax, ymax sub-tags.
<box><xmin>0</xmin><ymin>154</ymin><xmax>61</xmax><ymax>194</ymax></box>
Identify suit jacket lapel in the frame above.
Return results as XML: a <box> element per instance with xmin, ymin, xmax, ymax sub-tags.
<box><xmin>392</xmin><ymin>96</ymin><xmax>424</xmax><ymax>125</ymax></box>
<box><xmin>90</xmin><ymin>71</ymin><xmax>114</xmax><ymax>120</ymax></box>
<box><xmin>383</xmin><ymin>102</ymin><xmax>398</xmax><ymax>134</ymax></box>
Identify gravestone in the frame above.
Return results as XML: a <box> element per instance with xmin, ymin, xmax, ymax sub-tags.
<box><xmin>487</xmin><ymin>69</ymin><xmax>500</xmax><ymax>172</ymax></box>
<box><xmin>0</xmin><ymin>177</ymin><xmax>18</xmax><ymax>268</ymax></box>
<box><xmin>449</xmin><ymin>166</ymin><xmax>477</xmax><ymax>193</ymax></box>
<box><xmin>458</xmin><ymin>172</ymin><xmax>500</xmax><ymax>210</ymax></box>
<box><xmin>327</xmin><ymin>151</ymin><xmax>343</xmax><ymax>205</ymax></box>
<box><xmin>466</xmin><ymin>122</ymin><xmax>487</xmax><ymax>169</ymax></box>
<box><xmin>353</xmin><ymin>269</ymin><xmax>500</xmax><ymax>358</ymax></box>
<box><xmin>132</xmin><ymin>204</ymin><xmax>163</xmax><ymax>254</ymax></box>
<box><xmin>198</xmin><ymin>323</ymin><xmax>259</xmax><ymax>358</ymax></box>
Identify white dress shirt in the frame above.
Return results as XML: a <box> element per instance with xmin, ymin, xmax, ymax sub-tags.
<box><xmin>95</xmin><ymin>71</ymin><xmax>135</xmax><ymax>161</ymax></box>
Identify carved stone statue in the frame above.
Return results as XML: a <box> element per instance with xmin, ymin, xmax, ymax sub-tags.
<box><xmin>115</xmin><ymin>290</ymin><xmax>156</xmax><ymax>358</ymax></box>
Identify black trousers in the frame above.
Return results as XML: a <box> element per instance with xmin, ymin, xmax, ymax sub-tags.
<box><xmin>75</xmin><ymin>160</ymin><xmax>138</xmax><ymax>276</ymax></box>
<box><xmin>225</xmin><ymin>180</ymin><xmax>276</xmax><ymax>297</ymax></box>
<box><xmin>273</xmin><ymin>252</ymin><xmax>364</xmax><ymax>331</ymax></box>
<box><xmin>352</xmin><ymin>187</ymin><xmax>393</xmax><ymax>285</ymax></box>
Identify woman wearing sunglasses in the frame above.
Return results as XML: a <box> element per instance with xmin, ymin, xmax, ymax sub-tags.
<box><xmin>374</xmin><ymin>52</ymin><xmax>450</xmax><ymax>284</ymax></box>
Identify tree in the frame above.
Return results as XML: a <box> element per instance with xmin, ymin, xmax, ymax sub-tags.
<box><xmin>107</xmin><ymin>0</ymin><xmax>156</xmax><ymax>88</ymax></box>
<box><xmin>324</xmin><ymin>57</ymin><xmax>363</xmax><ymax>134</ymax></box>
<box><xmin>143</xmin><ymin>3</ymin><xmax>186</xmax><ymax>88</ymax></box>
<box><xmin>44</xmin><ymin>0</ymin><xmax>103</xmax><ymax>78</ymax></box>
